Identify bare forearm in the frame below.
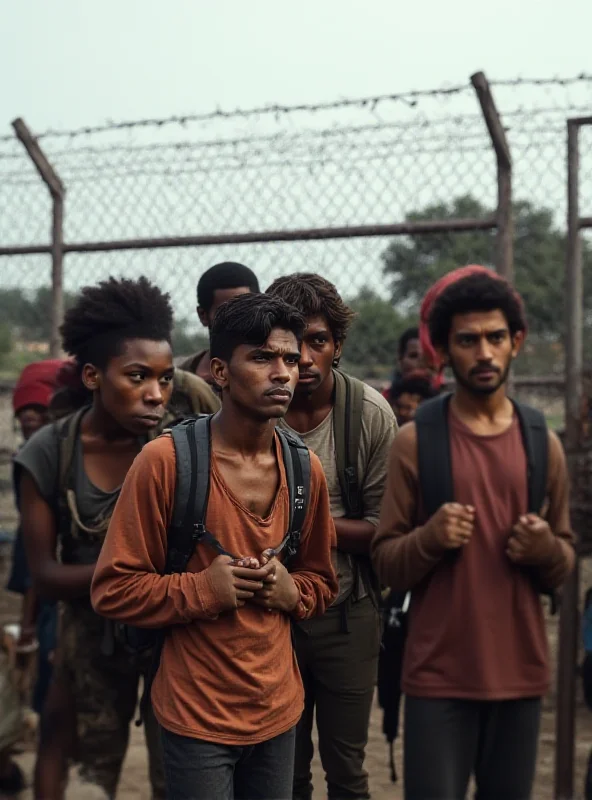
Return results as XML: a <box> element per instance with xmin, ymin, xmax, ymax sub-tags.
<box><xmin>334</xmin><ymin>517</ymin><xmax>375</xmax><ymax>554</ymax></box>
<box><xmin>20</xmin><ymin>588</ymin><xmax>38</xmax><ymax>633</ymax></box>
<box><xmin>34</xmin><ymin>562</ymin><xmax>96</xmax><ymax>601</ymax></box>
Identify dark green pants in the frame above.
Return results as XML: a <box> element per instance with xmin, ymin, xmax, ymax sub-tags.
<box><xmin>292</xmin><ymin>596</ymin><xmax>380</xmax><ymax>800</ymax></box>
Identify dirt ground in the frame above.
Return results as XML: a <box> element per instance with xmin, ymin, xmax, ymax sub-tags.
<box><xmin>1</xmin><ymin>526</ymin><xmax>592</xmax><ymax>799</ymax></box>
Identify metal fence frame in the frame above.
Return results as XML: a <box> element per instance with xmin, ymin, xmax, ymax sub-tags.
<box><xmin>0</xmin><ymin>72</ymin><xmax>512</xmax><ymax>357</ymax></box>
<box><xmin>555</xmin><ymin>115</ymin><xmax>592</xmax><ymax>800</ymax></box>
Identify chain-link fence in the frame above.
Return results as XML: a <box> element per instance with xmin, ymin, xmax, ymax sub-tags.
<box><xmin>0</xmin><ymin>73</ymin><xmax>591</xmax><ymax>451</ymax></box>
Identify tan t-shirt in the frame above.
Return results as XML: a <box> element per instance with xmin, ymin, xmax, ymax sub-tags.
<box><xmin>91</xmin><ymin>434</ymin><xmax>338</xmax><ymax>744</ymax></box>
<box><xmin>372</xmin><ymin>409</ymin><xmax>574</xmax><ymax>700</ymax></box>
<box><xmin>280</xmin><ymin>382</ymin><xmax>397</xmax><ymax>604</ymax></box>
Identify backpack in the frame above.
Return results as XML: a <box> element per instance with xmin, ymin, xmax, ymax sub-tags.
<box><xmin>122</xmin><ymin>414</ymin><xmax>311</xmax><ymax>658</ymax></box>
<box><xmin>414</xmin><ymin>392</ymin><xmax>556</xmax><ymax>611</ymax></box>
<box><xmin>165</xmin><ymin>415</ymin><xmax>311</xmax><ymax>574</ymax></box>
<box><xmin>332</xmin><ymin>369</ymin><xmax>382</xmax><ymax>607</ymax></box>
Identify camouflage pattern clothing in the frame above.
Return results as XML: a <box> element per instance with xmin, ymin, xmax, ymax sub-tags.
<box><xmin>54</xmin><ymin>603</ymin><xmax>165</xmax><ymax>799</ymax></box>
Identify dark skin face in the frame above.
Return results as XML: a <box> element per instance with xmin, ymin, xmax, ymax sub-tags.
<box><xmin>82</xmin><ymin>338</ymin><xmax>175</xmax><ymax>439</ymax></box>
<box><xmin>392</xmin><ymin>391</ymin><xmax>423</xmax><ymax>426</ymax></box>
<box><xmin>443</xmin><ymin>310</ymin><xmax>522</xmax><ymax>399</ymax></box>
<box><xmin>292</xmin><ymin>315</ymin><xmax>341</xmax><ymax>398</ymax></box>
<box><xmin>20</xmin><ymin>337</ymin><xmax>174</xmax><ymax>602</ymax></box>
<box><xmin>399</xmin><ymin>337</ymin><xmax>423</xmax><ymax>377</ymax></box>
<box><xmin>197</xmin><ymin>286</ymin><xmax>253</xmax><ymax>329</ymax></box>
<box><xmin>211</xmin><ymin>328</ymin><xmax>301</xmax><ymax>424</ymax></box>
<box><xmin>17</xmin><ymin>405</ymin><xmax>49</xmax><ymax>441</ymax></box>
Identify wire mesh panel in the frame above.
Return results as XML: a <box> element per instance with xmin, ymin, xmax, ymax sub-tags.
<box><xmin>0</xmin><ymin>74</ymin><xmax>591</xmax><ymax>419</ymax></box>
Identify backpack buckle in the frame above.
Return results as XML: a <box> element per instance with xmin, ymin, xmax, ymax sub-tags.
<box><xmin>193</xmin><ymin>523</ymin><xmax>207</xmax><ymax>543</ymax></box>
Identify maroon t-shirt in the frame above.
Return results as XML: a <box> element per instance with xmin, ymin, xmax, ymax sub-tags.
<box><xmin>372</xmin><ymin>410</ymin><xmax>574</xmax><ymax>701</ymax></box>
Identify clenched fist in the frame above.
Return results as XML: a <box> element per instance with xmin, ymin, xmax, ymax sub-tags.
<box><xmin>426</xmin><ymin>503</ymin><xmax>475</xmax><ymax>550</ymax></box>
<box><xmin>506</xmin><ymin>514</ymin><xmax>556</xmax><ymax>566</ymax></box>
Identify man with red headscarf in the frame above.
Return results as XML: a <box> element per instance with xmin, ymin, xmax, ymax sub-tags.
<box><xmin>373</xmin><ymin>267</ymin><xmax>574</xmax><ymax>799</ymax></box>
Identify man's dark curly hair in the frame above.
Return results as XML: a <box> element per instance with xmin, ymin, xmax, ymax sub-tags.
<box><xmin>210</xmin><ymin>292</ymin><xmax>306</xmax><ymax>363</ymax></box>
<box><xmin>197</xmin><ymin>262</ymin><xmax>259</xmax><ymax>311</ymax></box>
<box><xmin>266</xmin><ymin>273</ymin><xmax>356</xmax><ymax>344</ymax></box>
<box><xmin>428</xmin><ymin>272</ymin><xmax>527</xmax><ymax>351</ymax></box>
<box><xmin>60</xmin><ymin>276</ymin><xmax>174</xmax><ymax>370</ymax></box>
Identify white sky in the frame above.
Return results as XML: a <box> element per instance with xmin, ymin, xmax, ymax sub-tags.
<box><xmin>2</xmin><ymin>0</ymin><xmax>590</xmax><ymax>132</ymax></box>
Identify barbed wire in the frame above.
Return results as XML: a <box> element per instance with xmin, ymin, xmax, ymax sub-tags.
<box><xmin>1</xmin><ymin>73</ymin><xmax>590</xmax><ymax>145</ymax></box>
<box><xmin>0</xmin><ymin>73</ymin><xmax>591</xmax><ymax>389</ymax></box>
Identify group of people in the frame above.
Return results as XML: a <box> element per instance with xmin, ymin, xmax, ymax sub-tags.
<box><xmin>1</xmin><ymin>261</ymin><xmax>575</xmax><ymax>800</ymax></box>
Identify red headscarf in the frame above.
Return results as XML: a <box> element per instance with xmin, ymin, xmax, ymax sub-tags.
<box><xmin>419</xmin><ymin>265</ymin><xmax>526</xmax><ymax>388</ymax></box>
<box><xmin>12</xmin><ymin>359</ymin><xmax>67</xmax><ymax>415</ymax></box>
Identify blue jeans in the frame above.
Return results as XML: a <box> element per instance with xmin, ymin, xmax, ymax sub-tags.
<box><xmin>161</xmin><ymin>726</ymin><xmax>296</xmax><ymax>800</ymax></box>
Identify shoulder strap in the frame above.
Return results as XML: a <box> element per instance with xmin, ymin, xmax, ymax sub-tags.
<box><xmin>332</xmin><ymin>369</ymin><xmax>365</xmax><ymax>518</ymax></box>
<box><xmin>414</xmin><ymin>393</ymin><xmax>454</xmax><ymax>518</ymax></box>
<box><xmin>512</xmin><ymin>400</ymin><xmax>549</xmax><ymax>514</ymax></box>
<box><xmin>56</xmin><ymin>406</ymin><xmax>89</xmax><ymax>495</ymax></box>
<box><xmin>167</xmin><ymin>415</ymin><xmax>212</xmax><ymax>574</ymax></box>
<box><xmin>276</xmin><ymin>428</ymin><xmax>311</xmax><ymax>565</ymax></box>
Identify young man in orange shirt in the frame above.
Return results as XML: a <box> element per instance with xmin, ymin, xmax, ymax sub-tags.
<box><xmin>92</xmin><ymin>293</ymin><xmax>338</xmax><ymax>800</ymax></box>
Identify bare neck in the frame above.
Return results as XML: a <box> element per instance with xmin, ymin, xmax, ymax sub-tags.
<box><xmin>285</xmin><ymin>370</ymin><xmax>335</xmax><ymax>421</ymax></box>
<box><xmin>211</xmin><ymin>403</ymin><xmax>277</xmax><ymax>457</ymax></box>
<box><xmin>450</xmin><ymin>384</ymin><xmax>514</xmax><ymax>432</ymax></box>
<box><xmin>83</xmin><ymin>397</ymin><xmax>136</xmax><ymax>443</ymax></box>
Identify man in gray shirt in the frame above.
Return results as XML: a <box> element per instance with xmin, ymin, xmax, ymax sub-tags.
<box><xmin>267</xmin><ymin>273</ymin><xmax>397</xmax><ymax>800</ymax></box>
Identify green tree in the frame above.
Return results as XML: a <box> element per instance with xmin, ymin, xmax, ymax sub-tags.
<box><xmin>171</xmin><ymin>318</ymin><xmax>208</xmax><ymax>358</ymax></box>
<box><xmin>342</xmin><ymin>289</ymin><xmax>413</xmax><ymax>378</ymax></box>
<box><xmin>0</xmin><ymin>286</ymin><xmax>78</xmax><ymax>341</ymax></box>
<box><xmin>381</xmin><ymin>194</ymin><xmax>592</xmax><ymax>339</ymax></box>
<box><xmin>0</xmin><ymin>322</ymin><xmax>12</xmax><ymax>367</ymax></box>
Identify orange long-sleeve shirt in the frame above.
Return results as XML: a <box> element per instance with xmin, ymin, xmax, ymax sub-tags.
<box><xmin>91</xmin><ymin>434</ymin><xmax>337</xmax><ymax>744</ymax></box>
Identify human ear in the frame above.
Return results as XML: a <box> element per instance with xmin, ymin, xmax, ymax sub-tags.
<box><xmin>81</xmin><ymin>363</ymin><xmax>100</xmax><ymax>392</ymax></box>
<box><xmin>210</xmin><ymin>357</ymin><xmax>228</xmax><ymax>390</ymax></box>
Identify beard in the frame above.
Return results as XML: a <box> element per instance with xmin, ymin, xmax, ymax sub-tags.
<box><xmin>449</xmin><ymin>358</ymin><xmax>512</xmax><ymax>396</ymax></box>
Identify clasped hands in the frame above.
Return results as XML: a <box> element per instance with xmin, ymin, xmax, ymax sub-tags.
<box><xmin>205</xmin><ymin>548</ymin><xmax>299</xmax><ymax>614</ymax></box>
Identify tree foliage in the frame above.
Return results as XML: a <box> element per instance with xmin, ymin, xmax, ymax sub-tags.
<box><xmin>381</xmin><ymin>194</ymin><xmax>592</xmax><ymax>339</ymax></box>
<box><xmin>342</xmin><ymin>288</ymin><xmax>413</xmax><ymax>376</ymax></box>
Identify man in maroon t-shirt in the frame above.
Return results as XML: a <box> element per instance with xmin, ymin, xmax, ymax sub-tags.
<box><xmin>373</xmin><ymin>268</ymin><xmax>575</xmax><ymax>800</ymax></box>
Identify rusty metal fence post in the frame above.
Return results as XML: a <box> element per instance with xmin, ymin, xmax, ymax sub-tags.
<box><xmin>471</xmin><ymin>71</ymin><xmax>513</xmax><ymax>281</ymax></box>
<box><xmin>12</xmin><ymin>118</ymin><xmax>65</xmax><ymax>358</ymax></box>
<box><xmin>555</xmin><ymin>115</ymin><xmax>592</xmax><ymax>800</ymax></box>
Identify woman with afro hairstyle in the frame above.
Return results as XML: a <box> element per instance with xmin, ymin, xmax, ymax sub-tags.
<box><xmin>17</xmin><ymin>276</ymin><xmax>176</xmax><ymax>800</ymax></box>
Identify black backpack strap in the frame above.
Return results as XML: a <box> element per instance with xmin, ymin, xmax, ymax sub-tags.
<box><xmin>274</xmin><ymin>428</ymin><xmax>311</xmax><ymax>565</ymax></box>
<box><xmin>167</xmin><ymin>415</ymin><xmax>219</xmax><ymax>574</ymax></box>
<box><xmin>511</xmin><ymin>400</ymin><xmax>556</xmax><ymax>613</ymax></box>
<box><xmin>333</xmin><ymin>369</ymin><xmax>364</xmax><ymax>519</ymax></box>
<box><xmin>414</xmin><ymin>393</ymin><xmax>454</xmax><ymax>518</ymax></box>
<box><xmin>512</xmin><ymin>400</ymin><xmax>549</xmax><ymax>515</ymax></box>
<box><xmin>56</xmin><ymin>406</ymin><xmax>89</xmax><ymax>497</ymax></box>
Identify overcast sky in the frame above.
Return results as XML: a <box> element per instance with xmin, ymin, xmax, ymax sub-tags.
<box><xmin>2</xmin><ymin>0</ymin><xmax>591</xmax><ymax>133</ymax></box>
<box><xmin>1</xmin><ymin>0</ymin><xmax>590</xmax><ymax>326</ymax></box>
